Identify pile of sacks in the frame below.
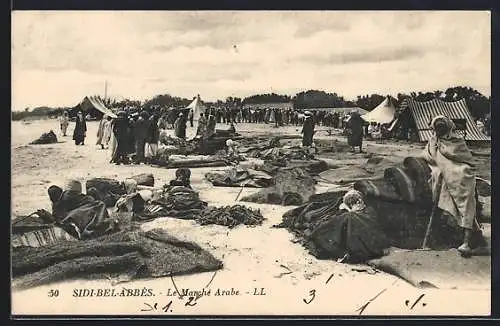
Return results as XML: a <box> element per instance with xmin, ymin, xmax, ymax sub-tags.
<box><xmin>151</xmin><ymin>186</ymin><xmax>208</xmax><ymax>219</ymax></box>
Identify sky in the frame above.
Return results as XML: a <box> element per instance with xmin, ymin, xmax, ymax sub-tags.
<box><xmin>12</xmin><ymin>11</ymin><xmax>491</xmax><ymax>110</ymax></box>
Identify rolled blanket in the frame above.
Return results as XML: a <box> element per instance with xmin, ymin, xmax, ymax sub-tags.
<box><xmin>383</xmin><ymin>166</ymin><xmax>418</xmax><ymax>203</ymax></box>
<box><xmin>403</xmin><ymin>157</ymin><xmax>432</xmax><ymax>197</ymax></box>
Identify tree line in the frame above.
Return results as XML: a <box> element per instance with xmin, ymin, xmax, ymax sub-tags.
<box><xmin>13</xmin><ymin>85</ymin><xmax>490</xmax><ymax>121</ymax></box>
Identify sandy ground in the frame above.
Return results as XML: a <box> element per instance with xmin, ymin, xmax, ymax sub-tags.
<box><xmin>11</xmin><ymin>119</ymin><xmax>491</xmax><ymax>316</ymax></box>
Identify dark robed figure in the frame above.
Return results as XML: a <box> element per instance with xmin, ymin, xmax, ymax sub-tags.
<box><xmin>345</xmin><ymin>111</ymin><xmax>366</xmax><ymax>153</ymax></box>
<box><xmin>301</xmin><ymin>111</ymin><xmax>315</xmax><ymax>147</ymax></box>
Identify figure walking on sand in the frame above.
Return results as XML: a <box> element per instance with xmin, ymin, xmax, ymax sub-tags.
<box><xmin>96</xmin><ymin>115</ymin><xmax>112</xmax><ymax>149</ymax></box>
<box><xmin>188</xmin><ymin>109</ymin><xmax>194</xmax><ymax>128</ymax></box>
<box><xmin>174</xmin><ymin>113</ymin><xmax>187</xmax><ymax>140</ymax></box>
<box><xmin>196</xmin><ymin>112</ymin><xmax>207</xmax><ymax>137</ymax></box>
<box><xmin>73</xmin><ymin>111</ymin><xmax>87</xmax><ymax>146</ymax></box>
<box><xmin>59</xmin><ymin>111</ymin><xmax>69</xmax><ymax>136</ymax></box>
<box><xmin>205</xmin><ymin>115</ymin><xmax>216</xmax><ymax>139</ymax></box>
<box><xmin>132</xmin><ymin>111</ymin><xmax>150</xmax><ymax>164</ymax></box>
<box><xmin>345</xmin><ymin>111</ymin><xmax>366</xmax><ymax>153</ymax></box>
<box><xmin>301</xmin><ymin>111</ymin><xmax>315</xmax><ymax>147</ymax></box>
<box><xmin>111</xmin><ymin>111</ymin><xmax>130</xmax><ymax>164</ymax></box>
<box><xmin>145</xmin><ymin>113</ymin><xmax>160</xmax><ymax>164</ymax></box>
<box><xmin>100</xmin><ymin>116</ymin><xmax>113</xmax><ymax>149</ymax></box>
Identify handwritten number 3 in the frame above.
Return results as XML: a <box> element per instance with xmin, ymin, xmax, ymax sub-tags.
<box><xmin>303</xmin><ymin>289</ymin><xmax>316</xmax><ymax>304</ymax></box>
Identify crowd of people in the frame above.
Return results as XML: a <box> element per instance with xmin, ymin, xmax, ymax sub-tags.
<box><xmin>200</xmin><ymin>106</ymin><xmax>355</xmax><ymax>129</ymax></box>
<box><xmin>48</xmin><ymin>101</ymin><xmax>489</xmax><ymax>259</ymax></box>
<box><xmin>58</xmin><ymin>103</ymin><xmax>491</xmax><ymax>168</ymax></box>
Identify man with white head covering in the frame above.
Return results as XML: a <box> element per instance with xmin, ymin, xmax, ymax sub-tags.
<box><xmin>59</xmin><ymin>111</ymin><xmax>69</xmax><ymax>136</ymax></box>
<box><xmin>96</xmin><ymin>114</ymin><xmax>108</xmax><ymax>149</ymax></box>
<box><xmin>421</xmin><ymin>115</ymin><xmax>483</xmax><ymax>255</ymax></box>
<box><xmin>301</xmin><ymin>111</ymin><xmax>315</xmax><ymax>147</ymax></box>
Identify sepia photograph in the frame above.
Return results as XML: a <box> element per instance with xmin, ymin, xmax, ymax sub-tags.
<box><xmin>11</xmin><ymin>10</ymin><xmax>491</xmax><ymax>316</ymax></box>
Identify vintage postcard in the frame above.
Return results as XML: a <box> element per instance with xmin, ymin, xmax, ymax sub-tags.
<box><xmin>11</xmin><ymin>11</ymin><xmax>491</xmax><ymax>316</ymax></box>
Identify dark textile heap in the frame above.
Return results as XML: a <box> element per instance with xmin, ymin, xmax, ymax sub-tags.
<box><xmin>254</xmin><ymin>158</ymin><xmax>328</xmax><ymax>177</ymax></box>
<box><xmin>314</xmin><ymin>138</ymin><xmax>353</xmax><ymax>154</ymax></box>
<box><xmin>240</xmin><ymin>168</ymin><xmax>316</xmax><ymax>206</ymax></box>
<box><xmin>251</xmin><ymin>146</ymin><xmax>315</xmax><ymax>161</ymax></box>
<box><xmin>192</xmin><ymin>130</ymin><xmax>240</xmax><ymax>155</ymax></box>
<box><xmin>277</xmin><ymin>191</ymin><xmax>390</xmax><ymax>262</ymax></box>
<box><xmin>195</xmin><ymin>205</ymin><xmax>265</xmax><ymax>228</ymax></box>
<box><xmin>238</xmin><ymin>137</ymin><xmax>282</xmax><ymax>156</ymax></box>
<box><xmin>278</xmin><ymin>156</ymin><xmax>483</xmax><ymax>257</ymax></box>
<box><xmin>205</xmin><ymin>168</ymin><xmax>273</xmax><ymax>188</ymax></box>
<box><xmin>151</xmin><ymin>186</ymin><xmax>208</xmax><ymax>219</ymax></box>
<box><xmin>86</xmin><ymin>178</ymin><xmax>126</xmax><ymax>207</ymax></box>
<box><xmin>12</xmin><ymin>224</ymin><xmax>223</xmax><ymax>290</ymax></box>
<box><xmin>353</xmin><ymin>157</ymin><xmax>433</xmax><ymax>204</ymax></box>
<box><xmin>159</xmin><ymin>133</ymin><xmax>192</xmax><ymax>148</ymax></box>
<box><xmin>52</xmin><ymin>191</ymin><xmax>118</xmax><ymax>240</ymax></box>
<box><xmin>130</xmin><ymin>173</ymin><xmax>155</xmax><ymax>187</ymax></box>
<box><xmin>30</xmin><ymin>130</ymin><xmax>58</xmax><ymax>145</ymax></box>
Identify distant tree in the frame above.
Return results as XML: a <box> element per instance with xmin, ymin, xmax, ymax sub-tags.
<box><xmin>242</xmin><ymin>93</ymin><xmax>290</xmax><ymax>104</ymax></box>
<box><xmin>292</xmin><ymin>90</ymin><xmax>350</xmax><ymax>110</ymax></box>
<box><xmin>142</xmin><ymin>94</ymin><xmax>190</xmax><ymax>110</ymax></box>
<box><xmin>354</xmin><ymin>94</ymin><xmax>385</xmax><ymax>111</ymax></box>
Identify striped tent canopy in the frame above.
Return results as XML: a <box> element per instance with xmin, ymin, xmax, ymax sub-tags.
<box><xmin>404</xmin><ymin>98</ymin><xmax>490</xmax><ymax>142</ymax></box>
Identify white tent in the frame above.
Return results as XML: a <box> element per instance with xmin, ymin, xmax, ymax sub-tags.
<box><xmin>186</xmin><ymin>95</ymin><xmax>207</xmax><ymax>120</ymax></box>
<box><xmin>362</xmin><ymin>97</ymin><xmax>396</xmax><ymax>124</ymax></box>
<box><xmin>76</xmin><ymin>95</ymin><xmax>117</xmax><ymax>119</ymax></box>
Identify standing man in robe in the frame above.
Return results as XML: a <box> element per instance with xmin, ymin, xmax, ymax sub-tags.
<box><xmin>301</xmin><ymin>111</ymin><xmax>315</xmax><ymax>147</ymax></box>
<box><xmin>96</xmin><ymin>114</ymin><xmax>108</xmax><ymax>149</ymax></box>
<box><xmin>345</xmin><ymin>111</ymin><xmax>366</xmax><ymax>153</ymax></box>
<box><xmin>132</xmin><ymin>112</ymin><xmax>150</xmax><ymax>164</ymax></box>
<box><xmin>73</xmin><ymin>111</ymin><xmax>87</xmax><ymax>146</ymax></box>
<box><xmin>196</xmin><ymin>112</ymin><xmax>207</xmax><ymax>137</ymax></box>
<box><xmin>59</xmin><ymin>111</ymin><xmax>69</xmax><ymax>137</ymax></box>
<box><xmin>111</xmin><ymin>111</ymin><xmax>129</xmax><ymax>164</ymax></box>
<box><xmin>188</xmin><ymin>109</ymin><xmax>194</xmax><ymax>128</ymax></box>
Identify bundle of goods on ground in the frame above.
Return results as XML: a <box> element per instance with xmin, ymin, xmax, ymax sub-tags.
<box><xmin>86</xmin><ymin>173</ymin><xmax>155</xmax><ymax>207</ymax></box>
<box><xmin>30</xmin><ymin>130</ymin><xmax>58</xmax><ymax>145</ymax></box>
<box><xmin>316</xmin><ymin>156</ymin><xmax>401</xmax><ymax>185</ymax></box>
<box><xmin>117</xmin><ymin>184</ymin><xmax>265</xmax><ymax>228</ymax></box>
<box><xmin>278</xmin><ymin>156</ymin><xmax>489</xmax><ymax>258</ymax></box>
<box><xmin>194</xmin><ymin>205</ymin><xmax>265</xmax><ymax>228</ymax></box>
<box><xmin>275</xmin><ymin>156</ymin><xmax>491</xmax><ymax>288</ymax></box>
<box><xmin>12</xmin><ymin>217</ymin><xmax>223</xmax><ymax>289</ymax></box>
<box><xmin>159</xmin><ymin>128</ymin><xmax>240</xmax><ymax>156</ymax></box>
<box><xmin>240</xmin><ymin>167</ymin><xmax>316</xmax><ymax>206</ymax></box>
<box><xmin>313</xmin><ymin>138</ymin><xmax>355</xmax><ymax>154</ymax></box>
<box><xmin>154</xmin><ymin>152</ymin><xmax>232</xmax><ymax>169</ymax></box>
<box><xmin>205</xmin><ymin>167</ymin><xmax>273</xmax><ymax>188</ymax></box>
